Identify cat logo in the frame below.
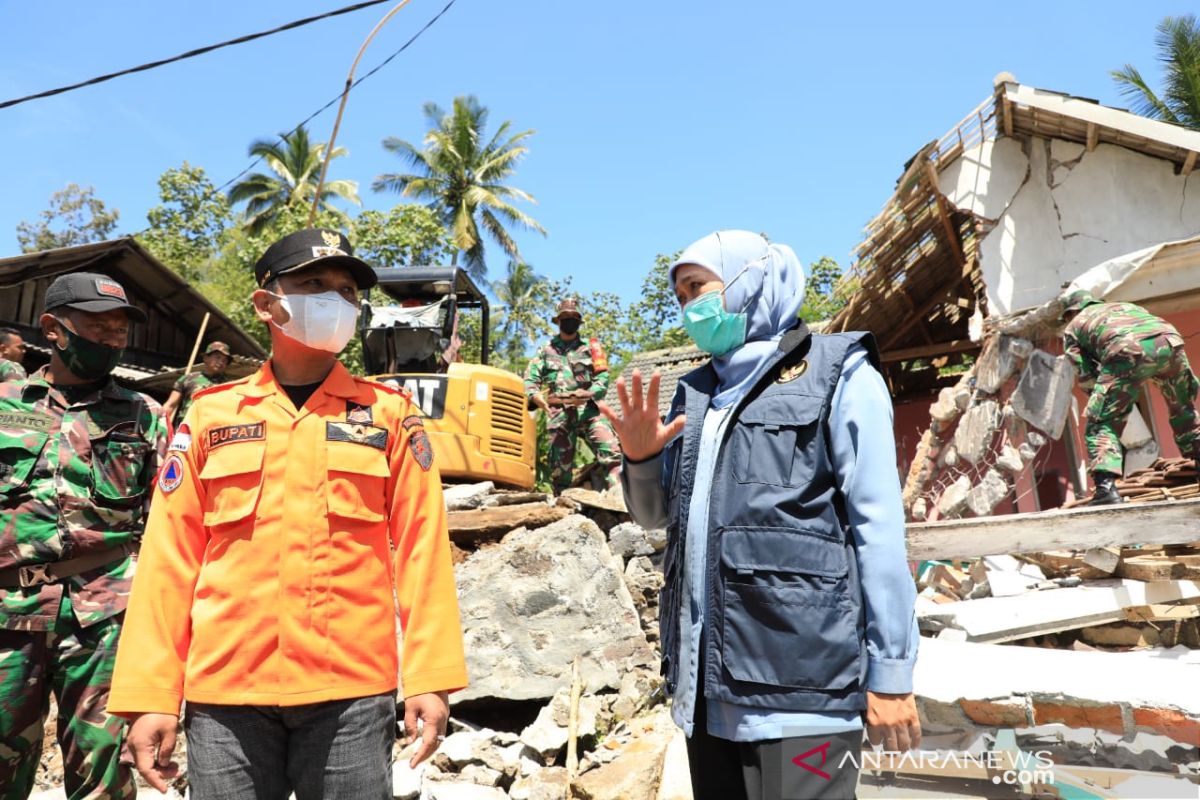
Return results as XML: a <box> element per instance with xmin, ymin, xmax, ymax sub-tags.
<box><xmin>777</xmin><ymin>360</ymin><xmax>809</xmax><ymax>383</ymax></box>
<box><xmin>321</xmin><ymin>230</ymin><xmax>342</xmax><ymax>250</ymax></box>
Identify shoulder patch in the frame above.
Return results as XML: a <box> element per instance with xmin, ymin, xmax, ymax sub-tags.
<box><xmin>168</xmin><ymin>423</ymin><xmax>192</xmax><ymax>452</ymax></box>
<box><xmin>408</xmin><ymin>426</ymin><xmax>434</xmax><ymax>471</ymax></box>
<box><xmin>159</xmin><ymin>453</ymin><xmax>185</xmax><ymax>493</ymax></box>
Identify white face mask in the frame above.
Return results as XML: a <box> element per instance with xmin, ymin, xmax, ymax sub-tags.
<box><xmin>268</xmin><ymin>290</ymin><xmax>358</xmax><ymax>353</ymax></box>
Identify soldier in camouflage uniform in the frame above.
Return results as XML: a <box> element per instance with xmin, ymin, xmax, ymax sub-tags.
<box><xmin>0</xmin><ymin>273</ymin><xmax>166</xmax><ymax>799</ymax></box>
<box><xmin>1061</xmin><ymin>289</ymin><xmax>1200</xmax><ymax>505</ymax></box>
<box><xmin>524</xmin><ymin>299</ymin><xmax>621</xmax><ymax>494</ymax></box>
<box><xmin>0</xmin><ymin>328</ymin><xmax>27</xmax><ymax>383</ymax></box>
<box><xmin>160</xmin><ymin>341</ymin><xmax>231</xmax><ymax>426</ymax></box>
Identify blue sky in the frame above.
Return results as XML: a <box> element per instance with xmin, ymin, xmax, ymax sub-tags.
<box><xmin>0</xmin><ymin>1</ymin><xmax>1186</xmax><ymax>302</ymax></box>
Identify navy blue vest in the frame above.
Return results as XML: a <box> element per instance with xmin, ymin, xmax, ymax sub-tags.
<box><xmin>658</xmin><ymin>325</ymin><xmax>880</xmax><ymax>713</ymax></box>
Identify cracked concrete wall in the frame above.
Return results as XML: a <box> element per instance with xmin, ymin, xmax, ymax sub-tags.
<box><xmin>939</xmin><ymin>135</ymin><xmax>1200</xmax><ymax>315</ymax></box>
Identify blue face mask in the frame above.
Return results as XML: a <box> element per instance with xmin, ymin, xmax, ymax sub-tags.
<box><xmin>683</xmin><ymin>290</ymin><xmax>747</xmax><ymax>356</ymax></box>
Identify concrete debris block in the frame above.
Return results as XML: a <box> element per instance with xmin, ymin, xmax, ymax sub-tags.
<box><xmin>609</xmin><ymin>523</ymin><xmax>659</xmax><ymax>558</ymax></box>
<box><xmin>967</xmin><ymin>469</ymin><xmax>1009</xmax><ymax>517</ymax></box>
<box><xmin>1026</xmin><ymin>430</ymin><xmax>1048</xmax><ymax>449</ymax></box>
<box><xmin>937</xmin><ymin>476</ymin><xmax>972</xmax><ymax>519</ymax></box>
<box><xmin>976</xmin><ymin>336</ymin><xmax>1029</xmax><ymax>393</ymax></box>
<box><xmin>1012</xmin><ymin>351</ymin><xmax>1077</xmax><ymax>440</ymax></box>
<box><xmin>449</xmin><ymin>503</ymin><xmax>572</xmax><ymax>546</ymax></box>
<box><xmin>656</xmin><ymin>728</ymin><xmax>694</xmax><ymax>800</ymax></box>
<box><xmin>454</xmin><ymin>515</ymin><xmax>653</xmax><ymax>704</ymax></box>
<box><xmin>562</xmin><ymin>487</ymin><xmax>628</xmax><ymax>514</ymax></box>
<box><xmin>911</xmin><ymin>497</ymin><xmax>928</xmax><ymax>522</ymax></box>
<box><xmin>509</xmin><ymin>766</ymin><xmax>570</xmax><ymax>800</ymax></box>
<box><xmin>938</xmin><ymin>444</ymin><xmax>959</xmax><ymax>468</ymax></box>
<box><xmin>435</xmin><ymin>730</ymin><xmax>490</xmax><ymax>768</ymax></box>
<box><xmin>996</xmin><ymin>446</ymin><xmax>1025</xmax><ymax>475</ymax></box>
<box><xmin>519</xmin><ymin>687</ymin><xmax>602</xmax><ymax>761</ymax></box>
<box><xmin>1003</xmin><ymin>404</ymin><xmax>1028</xmax><ymax>442</ymax></box>
<box><xmin>646</xmin><ymin>528</ymin><xmax>668</xmax><ymax>551</ymax></box>
<box><xmin>424</xmin><ymin>783</ymin><xmax>509</xmax><ymax>800</ymax></box>
<box><xmin>574</xmin><ymin>711</ymin><xmax>674</xmax><ymax>800</ymax></box>
<box><xmin>1124</xmin><ymin>440</ymin><xmax>1161</xmax><ymax>476</ymax></box>
<box><xmin>482</xmin><ymin>490</ymin><xmax>553</xmax><ymax>508</ymax></box>
<box><xmin>624</xmin><ymin>557</ymin><xmax>665</xmax><ymax>607</ymax></box>
<box><xmin>457</xmin><ymin>764</ymin><xmax>504</xmax><ymax>787</ymax></box>
<box><xmin>443</xmin><ymin>481</ymin><xmax>496</xmax><ymax>511</ymax></box>
<box><xmin>953</xmin><ymin>400</ymin><xmax>1001</xmax><ymax>464</ymax></box>
<box><xmin>1018</xmin><ymin>442</ymin><xmax>1039</xmax><ymax>462</ymax></box>
<box><xmin>930</xmin><ymin>387</ymin><xmax>961</xmax><ymax>423</ymax></box>
<box><xmin>953</xmin><ymin>386</ymin><xmax>972</xmax><ymax>411</ymax></box>
<box><xmin>1084</xmin><ymin>547</ymin><xmax>1121</xmax><ymax>574</ymax></box>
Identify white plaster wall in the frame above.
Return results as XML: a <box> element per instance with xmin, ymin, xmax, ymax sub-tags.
<box><xmin>939</xmin><ymin>135</ymin><xmax>1200</xmax><ymax>314</ymax></box>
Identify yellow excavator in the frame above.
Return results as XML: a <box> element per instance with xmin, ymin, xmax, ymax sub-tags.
<box><xmin>361</xmin><ymin>267</ymin><xmax>536</xmax><ymax>489</ymax></box>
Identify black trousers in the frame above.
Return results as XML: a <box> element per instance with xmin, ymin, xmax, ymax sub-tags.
<box><xmin>686</xmin><ymin>692</ymin><xmax>862</xmax><ymax>800</ymax></box>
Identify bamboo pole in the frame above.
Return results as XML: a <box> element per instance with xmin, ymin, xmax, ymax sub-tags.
<box><xmin>182</xmin><ymin>312</ymin><xmax>212</xmax><ymax>379</ymax></box>
<box><xmin>566</xmin><ymin>655</ymin><xmax>582</xmax><ymax>798</ymax></box>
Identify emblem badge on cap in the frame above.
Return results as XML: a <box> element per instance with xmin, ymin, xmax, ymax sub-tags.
<box><xmin>94</xmin><ymin>279</ymin><xmax>128</xmax><ymax>300</ymax></box>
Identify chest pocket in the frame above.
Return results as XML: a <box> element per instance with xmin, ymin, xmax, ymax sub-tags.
<box><xmin>90</xmin><ymin>432</ymin><xmax>152</xmax><ymax>508</ymax></box>
<box><xmin>0</xmin><ymin>427</ymin><xmax>49</xmax><ymax>497</ymax></box>
<box><xmin>327</xmin><ymin>442</ymin><xmax>390</xmax><ymax>523</ymax></box>
<box><xmin>731</xmin><ymin>394</ymin><xmax>824</xmax><ymax>488</ymax></box>
<box><xmin>200</xmin><ymin>442</ymin><xmax>265</xmax><ymax>527</ymax></box>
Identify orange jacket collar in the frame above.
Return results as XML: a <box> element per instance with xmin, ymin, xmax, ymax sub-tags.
<box><xmin>237</xmin><ymin>360</ymin><xmax>361</xmax><ymax>400</ymax></box>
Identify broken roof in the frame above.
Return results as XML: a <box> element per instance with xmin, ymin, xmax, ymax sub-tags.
<box><xmin>827</xmin><ymin>78</ymin><xmax>1200</xmax><ymax>398</ymax></box>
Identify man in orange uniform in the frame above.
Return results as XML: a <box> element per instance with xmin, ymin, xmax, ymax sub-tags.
<box><xmin>107</xmin><ymin>229</ymin><xmax>468</xmax><ymax>799</ymax></box>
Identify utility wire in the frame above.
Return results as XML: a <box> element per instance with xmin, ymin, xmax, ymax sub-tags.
<box><xmin>0</xmin><ymin>0</ymin><xmax>395</xmax><ymax>111</ymax></box>
<box><xmin>212</xmin><ymin>0</ymin><xmax>456</xmax><ymax>196</ymax></box>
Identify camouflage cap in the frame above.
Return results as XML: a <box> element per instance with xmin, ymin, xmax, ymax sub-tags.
<box><xmin>552</xmin><ymin>298</ymin><xmax>582</xmax><ymax>323</ymax></box>
<box><xmin>204</xmin><ymin>341</ymin><xmax>231</xmax><ymax>357</ymax></box>
<box><xmin>1062</xmin><ymin>289</ymin><xmax>1100</xmax><ymax>315</ymax></box>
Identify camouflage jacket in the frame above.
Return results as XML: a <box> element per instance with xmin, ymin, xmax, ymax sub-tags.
<box><xmin>1063</xmin><ymin>302</ymin><xmax>1181</xmax><ymax>383</ymax></box>
<box><xmin>0</xmin><ymin>367</ymin><xmax>167</xmax><ymax>631</ymax></box>
<box><xmin>172</xmin><ymin>370</ymin><xmax>227</xmax><ymax>423</ymax></box>
<box><xmin>523</xmin><ymin>336</ymin><xmax>610</xmax><ymax>404</ymax></box>
<box><xmin>0</xmin><ymin>359</ymin><xmax>25</xmax><ymax>383</ymax></box>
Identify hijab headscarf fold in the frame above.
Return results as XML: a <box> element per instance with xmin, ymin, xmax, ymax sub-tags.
<box><xmin>670</xmin><ymin>230</ymin><xmax>806</xmax><ymax>409</ymax></box>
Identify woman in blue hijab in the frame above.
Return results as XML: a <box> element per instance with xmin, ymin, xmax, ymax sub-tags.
<box><xmin>602</xmin><ymin>231</ymin><xmax>920</xmax><ymax>800</ymax></box>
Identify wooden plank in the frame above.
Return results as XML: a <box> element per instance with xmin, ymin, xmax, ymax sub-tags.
<box><xmin>907</xmin><ymin>498</ymin><xmax>1200</xmax><ymax>560</ymax></box>
<box><xmin>448</xmin><ymin>503</ymin><xmax>571</xmax><ymax>545</ymax></box>
<box><xmin>923</xmin><ymin>162</ymin><xmax>967</xmax><ymax>269</ymax></box>
<box><xmin>1086</xmin><ymin>122</ymin><xmax>1099</xmax><ymax>151</ymax></box>
<box><xmin>1002</xmin><ymin>97</ymin><xmax>1014</xmax><ymax>137</ymax></box>
<box><xmin>882</xmin><ymin>338</ymin><xmax>981</xmax><ymax>363</ymax></box>
<box><xmin>1183</xmin><ymin>150</ymin><xmax>1198</xmax><ymax>176</ymax></box>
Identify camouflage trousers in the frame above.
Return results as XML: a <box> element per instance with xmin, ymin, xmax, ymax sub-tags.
<box><xmin>1085</xmin><ymin>334</ymin><xmax>1200</xmax><ymax>475</ymax></box>
<box><xmin>0</xmin><ymin>602</ymin><xmax>133</xmax><ymax>800</ymax></box>
<box><xmin>547</xmin><ymin>404</ymin><xmax>621</xmax><ymax>493</ymax></box>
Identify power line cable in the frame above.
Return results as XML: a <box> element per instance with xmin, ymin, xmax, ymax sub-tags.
<box><xmin>212</xmin><ymin>0</ymin><xmax>456</xmax><ymax>196</ymax></box>
<box><xmin>0</xmin><ymin>0</ymin><xmax>395</xmax><ymax>111</ymax></box>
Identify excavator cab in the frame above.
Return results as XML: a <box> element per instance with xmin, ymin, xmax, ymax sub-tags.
<box><xmin>362</xmin><ymin>267</ymin><xmax>536</xmax><ymax>489</ymax></box>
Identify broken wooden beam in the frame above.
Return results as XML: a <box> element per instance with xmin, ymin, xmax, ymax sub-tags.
<box><xmin>906</xmin><ymin>498</ymin><xmax>1200</xmax><ymax>560</ymax></box>
<box><xmin>448</xmin><ymin>502</ymin><xmax>571</xmax><ymax>545</ymax></box>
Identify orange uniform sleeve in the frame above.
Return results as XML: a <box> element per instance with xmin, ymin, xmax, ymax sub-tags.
<box><xmin>108</xmin><ymin>405</ymin><xmax>208</xmax><ymax>718</ymax></box>
<box><xmin>387</xmin><ymin>399</ymin><xmax>468</xmax><ymax>698</ymax></box>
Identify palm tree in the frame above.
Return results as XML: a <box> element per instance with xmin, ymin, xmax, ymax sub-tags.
<box><xmin>491</xmin><ymin>260</ymin><xmax>550</xmax><ymax>367</ymax></box>
<box><xmin>1112</xmin><ymin>14</ymin><xmax>1200</xmax><ymax>130</ymax></box>
<box><xmin>373</xmin><ymin>96</ymin><xmax>547</xmax><ymax>279</ymax></box>
<box><xmin>228</xmin><ymin>126</ymin><xmax>361</xmax><ymax>234</ymax></box>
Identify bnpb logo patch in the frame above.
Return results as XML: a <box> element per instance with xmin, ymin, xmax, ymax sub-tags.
<box><xmin>159</xmin><ymin>453</ymin><xmax>185</xmax><ymax>494</ymax></box>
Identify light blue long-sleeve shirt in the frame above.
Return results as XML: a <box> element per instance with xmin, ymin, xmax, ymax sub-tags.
<box><xmin>672</xmin><ymin>344</ymin><xmax>919</xmax><ymax>741</ymax></box>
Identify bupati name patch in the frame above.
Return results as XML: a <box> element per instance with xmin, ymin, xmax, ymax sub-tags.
<box><xmin>326</xmin><ymin>421</ymin><xmax>388</xmax><ymax>450</ymax></box>
<box><xmin>208</xmin><ymin>422</ymin><xmax>265</xmax><ymax>450</ymax></box>
<box><xmin>0</xmin><ymin>412</ymin><xmax>55</xmax><ymax>432</ymax></box>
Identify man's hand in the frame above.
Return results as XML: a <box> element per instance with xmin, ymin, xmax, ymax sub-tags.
<box><xmin>404</xmin><ymin>691</ymin><xmax>450</xmax><ymax>768</ymax></box>
<box><xmin>864</xmin><ymin>691</ymin><xmax>921</xmax><ymax>752</ymax></box>
<box><xmin>598</xmin><ymin>369</ymin><xmax>687</xmax><ymax>462</ymax></box>
<box><xmin>122</xmin><ymin>713</ymin><xmax>180</xmax><ymax>793</ymax></box>
<box><xmin>531</xmin><ymin>393</ymin><xmax>552</xmax><ymax>414</ymax></box>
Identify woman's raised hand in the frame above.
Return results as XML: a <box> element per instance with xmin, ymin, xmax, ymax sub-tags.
<box><xmin>598</xmin><ymin>369</ymin><xmax>686</xmax><ymax>463</ymax></box>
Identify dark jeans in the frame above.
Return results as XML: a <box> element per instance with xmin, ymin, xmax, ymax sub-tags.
<box><xmin>184</xmin><ymin>693</ymin><xmax>396</xmax><ymax>800</ymax></box>
<box><xmin>686</xmin><ymin>692</ymin><xmax>862</xmax><ymax>800</ymax></box>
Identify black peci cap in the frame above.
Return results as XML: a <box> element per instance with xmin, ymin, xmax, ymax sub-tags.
<box><xmin>44</xmin><ymin>272</ymin><xmax>148</xmax><ymax>323</ymax></box>
<box><xmin>254</xmin><ymin>229</ymin><xmax>377</xmax><ymax>290</ymax></box>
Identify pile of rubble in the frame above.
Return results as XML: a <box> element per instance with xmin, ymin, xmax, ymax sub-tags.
<box><xmin>1062</xmin><ymin>457</ymin><xmax>1200</xmax><ymax>507</ymax></box>
<box><xmin>33</xmin><ymin>483</ymin><xmax>685</xmax><ymax>800</ymax></box>
<box><xmin>904</xmin><ymin>333</ymin><xmax>1075</xmax><ymax>523</ymax></box>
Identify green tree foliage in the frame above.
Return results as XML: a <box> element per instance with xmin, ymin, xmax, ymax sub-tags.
<box><xmin>16</xmin><ymin>184</ymin><xmax>119</xmax><ymax>252</ymax></box>
<box><xmin>228</xmin><ymin>126</ymin><xmax>360</xmax><ymax>234</ymax></box>
<box><xmin>490</xmin><ymin>260</ymin><xmax>551</xmax><ymax>372</ymax></box>
<box><xmin>352</xmin><ymin>204</ymin><xmax>454</xmax><ymax>269</ymax></box>
<box><xmin>373</xmin><ymin>95</ymin><xmax>546</xmax><ymax>279</ymax></box>
<box><xmin>801</xmin><ymin>256</ymin><xmax>848</xmax><ymax>322</ymax></box>
<box><xmin>1113</xmin><ymin>14</ymin><xmax>1200</xmax><ymax>130</ymax></box>
<box><xmin>138</xmin><ymin>163</ymin><xmax>232</xmax><ymax>282</ymax></box>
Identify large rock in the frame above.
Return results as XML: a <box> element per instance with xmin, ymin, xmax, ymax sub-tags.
<box><xmin>509</xmin><ymin>766</ymin><xmax>570</xmax><ymax>800</ymax></box>
<box><xmin>966</xmin><ymin>469</ymin><xmax>1009</xmax><ymax>518</ymax></box>
<box><xmin>443</xmin><ymin>481</ymin><xmax>496</xmax><ymax>511</ymax></box>
<box><xmin>936</xmin><ymin>475</ymin><xmax>972</xmax><ymax>519</ymax></box>
<box><xmin>454</xmin><ymin>515</ymin><xmax>654</xmax><ymax>703</ymax></box>
<box><xmin>423</xmin><ymin>784</ymin><xmax>508</xmax><ymax>800</ymax></box>
<box><xmin>519</xmin><ymin>686</ymin><xmax>602</xmax><ymax>761</ymax></box>
<box><xmin>609</xmin><ymin>523</ymin><xmax>663</xmax><ymax>558</ymax></box>
<box><xmin>953</xmin><ymin>400</ymin><xmax>1000</xmax><ymax>464</ymax></box>
<box><xmin>574</xmin><ymin>710</ymin><xmax>675</xmax><ymax>800</ymax></box>
<box><xmin>1011</xmin><ymin>351</ymin><xmax>1076</xmax><ymax>439</ymax></box>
